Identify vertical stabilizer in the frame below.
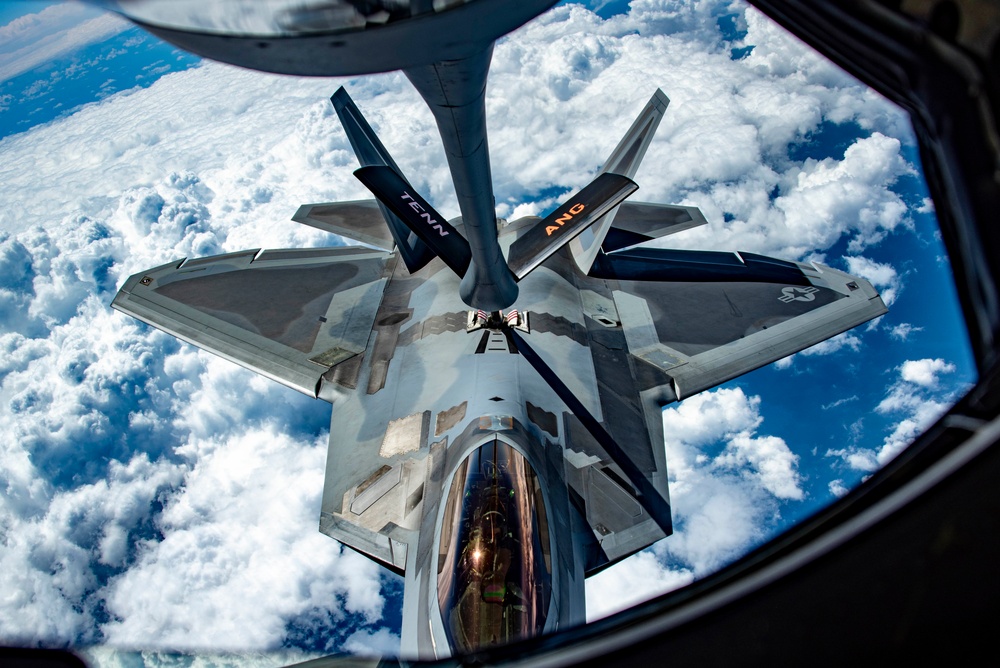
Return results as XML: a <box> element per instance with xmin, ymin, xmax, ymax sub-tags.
<box><xmin>569</xmin><ymin>89</ymin><xmax>670</xmax><ymax>273</ymax></box>
<box><xmin>332</xmin><ymin>87</ymin><xmax>437</xmax><ymax>273</ymax></box>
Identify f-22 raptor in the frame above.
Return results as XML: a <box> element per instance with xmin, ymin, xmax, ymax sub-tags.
<box><xmin>113</xmin><ymin>84</ymin><xmax>885</xmax><ymax>656</ymax></box>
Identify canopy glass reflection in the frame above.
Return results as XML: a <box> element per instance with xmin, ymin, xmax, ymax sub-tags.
<box><xmin>437</xmin><ymin>439</ymin><xmax>553</xmax><ymax>652</ymax></box>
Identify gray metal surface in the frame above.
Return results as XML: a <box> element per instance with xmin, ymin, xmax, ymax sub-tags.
<box><xmin>104</xmin><ymin>0</ymin><xmax>559</xmax><ymax>77</ymax></box>
<box><xmin>111</xmin><ymin>85</ymin><xmax>888</xmax><ymax>659</ymax></box>
<box><xmin>615</xmin><ymin>263</ymin><xmax>886</xmax><ymax>399</ymax></box>
<box><xmin>112</xmin><ymin>246</ymin><xmax>390</xmax><ymax>398</ymax></box>
<box><xmin>611</xmin><ymin>202</ymin><xmax>709</xmax><ymax>241</ymax></box>
<box><xmin>292</xmin><ymin>200</ymin><xmax>395</xmax><ymax>251</ymax></box>
<box><xmin>507</xmin><ymin>174</ymin><xmax>639</xmax><ymax>280</ymax></box>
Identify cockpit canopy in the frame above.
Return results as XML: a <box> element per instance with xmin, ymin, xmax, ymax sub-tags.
<box><xmin>437</xmin><ymin>439</ymin><xmax>552</xmax><ymax>653</ymax></box>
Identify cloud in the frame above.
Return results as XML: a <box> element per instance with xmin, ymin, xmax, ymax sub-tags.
<box><xmin>0</xmin><ymin>0</ymin><xmax>940</xmax><ymax>657</ymax></box>
<box><xmin>898</xmin><ymin>358</ymin><xmax>955</xmax><ymax>387</ymax></box>
<box><xmin>828</xmin><ymin>479</ymin><xmax>849</xmax><ymax>497</ymax></box>
<box><xmin>101</xmin><ymin>429</ymin><xmax>386</xmax><ymax>653</ymax></box>
<box><xmin>587</xmin><ymin>388</ymin><xmax>804</xmax><ymax>618</ymax></box>
<box><xmin>586</xmin><ymin>551</ymin><xmax>693</xmax><ymax>621</ymax></box>
<box><xmin>342</xmin><ymin>628</ymin><xmax>402</xmax><ymax>657</ymax></box>
<box><xmin>775</xmin><ymin>134</ymin><xmax>912</xmax><ymax>255</ymax></box>
<box><xmin>81</xmin><ymin>647</ymin><xmax>319</xmax><ymax>667</ymax></box>
<box><xmin>484</xmin><ymin>3</ymin><xmax>916</xmax><ymax>265</ymax></box>
<box><xmin>827</xmin><ymin>358</ymin><xmax>959</xmax><ymax>471</ymax></box>
<box><xmin>844</xmin><ymin>255</ymin><xmax>902</xmax><ymax>305</ymax></box>
<box><xmin>0</xmin><ymin>333</ymin><xmax>385</xmax><ymax>653</ymax></box>
<box><xmin>0</xmin><ymin>452</ymin><xmax>183</xmax><ymax>645</ymax></box>
<box><xmin>0</xmin><ymin>4</ymin><xmax>129</xmax><ymax>82</ymax></box>
<box><xmin>0</xmin><ymin>166</ymin><xmax>374</xmax><ymax>652</ymax></box>
<box><xmin>822</xmin><ymin>395</ymin><xmax>859</xmax><ymax>411</ymax></box>
<box><xmin>889</xmin><ymin>322</ymin><xmax>922</xmax><ymax>341</ymax></box>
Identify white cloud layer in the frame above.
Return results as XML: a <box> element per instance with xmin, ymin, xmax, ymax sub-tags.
<box><xmin>101</xmin><ymin>428</ymin><xmax>385</xmax><ymax>652</ymax></box>
<box><xmin>899</xmin><ymin>358</ymin><xmax>955</xmax><ymax>387</ymax></box>
<box><xmin>587</xmin><ymin>388</ymin><xmax>803</xmax><ymax>618</ymax></box>
<box><xmin>0</xmin><ymin>0</ymin><xmax>938</xmax><ymax>658</ymax></box>
<box><xmin>0</xmin><ymin>4</ymin><xmax>129</xmax><ymax>82</ymax></box>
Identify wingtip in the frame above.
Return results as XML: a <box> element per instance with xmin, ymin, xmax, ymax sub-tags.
<box><xmin>651</xmin><ymin>88</ymin><xmax>670</xmax><ymax>109</ymax></box>
<box><xmin>330</xmin><ymin>85</ymin><xmax>351</xmax><ymax>109</ymax></box>
<box><xmin>290</xmin><ymin>203</ymin><xmax>310</xmax><ymax>223</ymax></box>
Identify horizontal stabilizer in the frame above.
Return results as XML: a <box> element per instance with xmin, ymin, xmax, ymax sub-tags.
<box><xmin>292</xmin><ymin>199</ymin><xmax>395</xmax><ymax>250</ymax></box>
<box><xmin>332</xmin><ymin>87</ymin><xmax>436</xmax><ymax>273</ymax></box>
<box><xmin>601</xmin><ymin>202</ymin><xmax>708</xmax><ymax>252</ymax></box>
<box><xmin>354</xmin><ymin>165</ymin><xmax>472</xmax><ymax>276</ymax></box>
<box><xmin>591</xmin><ymin>247</ymin><xmax>812</xmax><ymax>285</ymax></box>
<box><xmin>507</xmin><ymin>173</ymin><xmax>638</xmax><ymax>280</ymax></box>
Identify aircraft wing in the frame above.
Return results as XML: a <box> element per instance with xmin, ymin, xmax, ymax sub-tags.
<box><xmin>112</xmin><ymin>246</ymin><xmax>391</xmax><ymax>399</ymax></box>
<box><xmin>541</xmin><ymin>249</ymin><xmax>885</xmax><ymax>570</ymax></box>
<box><xmin>601</xmin><ymin>254</ymin><xmax>887</xmax><ymax>400</ymax></box>
<box><xmin>292</xmin><ymin>199</ymin><xmax>396</xmax><ymax>251</ymax></box>
<box><xmin>601</xmin><ymin>201</ymin><xmax>708</xmax><ymax>252</ymax></box>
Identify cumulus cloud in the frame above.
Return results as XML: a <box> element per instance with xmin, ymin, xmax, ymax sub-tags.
<box><xmin>827</xmin><ymin>358</ymin><xmax>959</xmax><ymax>471</ymax></box>
<box><xmin>342</xmin><ymin>628</ymin><xmax>403</xmax><ymax>657</ymax></box>
<box><xmin>889</xmin><ymin>322</ymin><xmax>922</xmax><ymax>341</ymax></box>
<box><xmin>0</xmin><ymin>0</ymin><xmax>942</xmax><ymax>658</ymax></box>
<box><xmin>586</xmin><ymin>551</ymin><xmax>693</xmax><ymax>621</ymax></box>
<box><xmin>898</xmin><ymin>358</ymin><xmax>955</xmax><ymax>387</ymax></box>
<box><xmin>776</xmin><ymin>134</ymin><xmax>911</xmax><ymax>255</ymax></box>
<box><xmin>486</xmin><ymin>3</ymin><xmax>916</xmax><ymax>265</ymax></box>
<box><xmin>772</xmin><ymin>331</ymin><xmax>863</xmax><ymax>369</ymax></box>
<box><xmin>0</xmin><ymin>250</ymin><xmax>380</xmax><ymax>653</ymax></box>
<box><xmin>587</xmin><ymin>388</ymin><xmax>804</xmax><ymax>618</ymax></box>
<box><xmin>844</xmin><ymin>255</ymin><xmax>902</xmax><ymax>306</ymax></box>
<box><xmin>828</xmin><ymin>479</ymin><xmax>849</xmax><ymax>497</ymax></box>
<box><xmin>0</xmin><ymin>74</ymin><xmax>381</xmax><ymax>652</ymax></box>
<box><xmin>101</xmin><ymin>429</ymin><xmax>386</xmax><ymax>653</ymax></box>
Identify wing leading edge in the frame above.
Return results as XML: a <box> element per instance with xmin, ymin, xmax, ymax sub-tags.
<box><xmin>608</xmin><ymin>259</ymin><xmax>887</xmax><ymax>400</ymax></box>
<box><xmin>112</xmin><ymin>246</ymin><xmax>391</xmax><ymax>399</ymax></box>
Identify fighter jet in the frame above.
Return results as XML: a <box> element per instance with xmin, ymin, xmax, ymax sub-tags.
<box><xmin>96</xmin><ymin>0</ymin><xmax>886</xmax><ymax>658</ymax></box>
<box><xmin>112</xmin><ymin>81</ymin><xmax>887</xmax><ymax>655</ymax></box>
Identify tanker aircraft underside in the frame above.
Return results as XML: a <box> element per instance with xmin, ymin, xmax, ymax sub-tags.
<box><xmin>112</xmin><ymin>88</ymin><xmax>886</xmax><ymax>657</ymax></box>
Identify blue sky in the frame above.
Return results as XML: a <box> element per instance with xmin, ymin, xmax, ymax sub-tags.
<box><xmin>0</xmin><ymin>22</ymin><xmax>199</xmax><ymax>139</ymax></box>
<box><xmin>0</xmin><ymin>0</ymin><xmax>975</xmax><ymax>661</ymax></box>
